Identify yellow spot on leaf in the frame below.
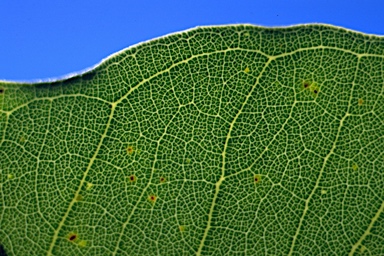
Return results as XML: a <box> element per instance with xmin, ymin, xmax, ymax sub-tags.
<box><xmin>309</xmin><ymin>84</ymin><xmax>320</xmax><ymax>95</ymax></box>
<box><xmin>78</xmin><ymin>240</ymin><xmax>87</xmax><ymax>247</ymax></box>
<box><xmin>358</xmin><ymin>98</ymin><xmax>364</xmax><ymax>106</ymax></box>
<box><xmin>352</xmin><ymin>163</ymin><xmax>358</xmax><ymax>171</ymax></box>
<box><xmin>302</xmin><ymin>80</ymin><xmax>320</xmax><ymax>96</ymax></box>
<box><xmin>321</xmin><ymin>189</ymin><xmax>327</xmax><ymax>195</ymax></box>
<box><xmin>360</xmin><ymin>245</ymin><xmax>367</xmax><ymax>253</ymax></box>
<box><xmin>186</xmin><ymin>158</ymin><xmax>191</xmax><ymax>164</ymax></box>
<box><xmin>244</xmin><ymin>32</ymin><xmax>250</xmax><ymax>37</ymax></box>
<box><xmin>86</xmin><ymin>182</ymin><xmax>93</xmax><ymax>190</ymax></box>
<box><xmin>7</xmin><ymin>174</ymin><xmax>14</xmax><ymax>179</ymax></box>
<box><xmin>179</xmin><ymin>225</ymin><xmax>186</xmax><ymax>232</ymax></box>
<box><xmin>244</xmin><ymin>67</ymin><xmax>250</xmax><ymax>73</ymax></box>
<box><xmin>126</xmin><ymin>146</ymin><xmax>134</xmax><ymax>155</ymax></box>
<box><xmin>19</xmin><ymin>136</ymin><xmax>25</xmax><ymax>143</ymax></box>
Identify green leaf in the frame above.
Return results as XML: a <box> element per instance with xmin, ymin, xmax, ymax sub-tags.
<box><xmin>1</xmin><ymin>24</ymin><xmax>383</xmax><ymax>256</ymax></box>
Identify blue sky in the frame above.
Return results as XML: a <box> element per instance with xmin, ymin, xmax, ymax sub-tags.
<box><xmin>1</xmin><ymin>0</ymin><xmax>383</xmax><ymax>81</ymax></box>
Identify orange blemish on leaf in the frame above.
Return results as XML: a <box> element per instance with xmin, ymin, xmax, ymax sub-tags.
<box><xmin>128</xmin><ymin>175</ymin><xmax>137</xmax><ymax>182</ymax></box>
<box><xmin>126</xmin><ymin>146</ymin><xmax>134</xmax><ymax>155</ymax></box>
<box><xmin>148</xmin><ymin>195</ymin><xmax>157</xmax><ymax>203</ymax></box>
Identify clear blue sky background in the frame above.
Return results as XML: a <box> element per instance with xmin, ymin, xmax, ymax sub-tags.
<box><xmin>1</xmin><ymin>0</ymin><xmax>383</xmax><ymax>81</ymax></box>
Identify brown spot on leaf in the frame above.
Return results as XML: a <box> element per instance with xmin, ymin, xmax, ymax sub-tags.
<box><xmin>358</xmin><ymin>98</ymin><xmax>364</xmax><ymax>106</ymax></box>
<box><xmin>67</xmin><ymin>232</ymin><xmax>78</xmax><ymax>242</ymax></box>
<box><xmin>148</xmin><ymin>195</ymin><xmax>157</xmax><ymax>203</ymax></box>
<box><xmin>127</xmin><ymin>146</ymin><xmax>134</xmax><ymax>155</ymax></box>
<box><xmin>254</xmin><ymin>174</ymin><xmax>262</xmax><ymax>184</ymax></box>
<box><xmin>75</xmin><ymin>194</ymin><xmax>83</xmax><ymax>202</ymax></box>
<box><xmin>129</xmin><ymin>175</ymin><xmax>136</xmax><ymax>182</ymax></box>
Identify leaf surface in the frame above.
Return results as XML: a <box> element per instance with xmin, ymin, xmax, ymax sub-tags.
<box><xmin>0</xmin><ymin>24</ymin><xmax>383</xmax><ymax>256</ymax></box>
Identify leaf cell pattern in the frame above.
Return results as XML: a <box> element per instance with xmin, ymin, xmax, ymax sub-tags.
<box><xmin>0</xmin><ymin>25</ymin><xmax>383</xmax><ymax>255</ymax></box>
